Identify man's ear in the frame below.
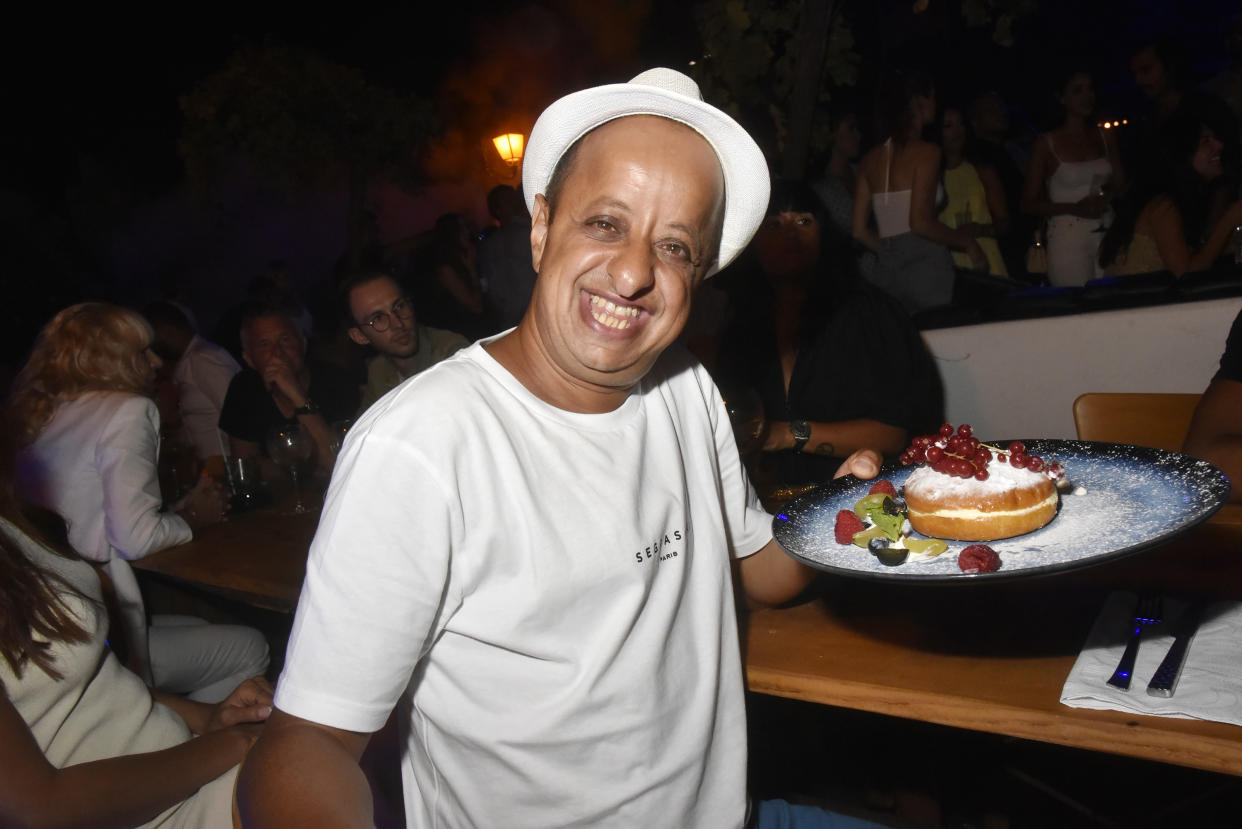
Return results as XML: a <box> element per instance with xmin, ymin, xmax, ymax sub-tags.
<box><xmin>347</xmin><ymin>327</ymin><xmax>371</xmax><ymax>347</ymax></box>
<box><xmin>530</xmin><ymin>194</ymin><xmax>551</xmax><ymax>275</ymax></box>
<box><xmin>241</xmin><ymin>347</ymin><xmax>257</xmax><ymax>371</ymax></box>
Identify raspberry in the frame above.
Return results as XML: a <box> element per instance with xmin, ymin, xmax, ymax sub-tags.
<box><xmin>959</xmin><ymin>544</ymin><xmax>1001</xmax><ymax>574</ymax></box>
<box><xmin>834</xmin><ymin>510</ymin><xmax>866</xmax><ymax>545</ymax></box>
<box><xmin>868</xmin><ymin>480</ymin><xmax>898</xmax><ymax>497</ymax></box>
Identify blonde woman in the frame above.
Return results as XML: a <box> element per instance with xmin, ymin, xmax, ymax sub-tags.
<box><xmin>10</xmin><ymin>303</ymin><xmax>268</xmax><ymax>702</ymax></box>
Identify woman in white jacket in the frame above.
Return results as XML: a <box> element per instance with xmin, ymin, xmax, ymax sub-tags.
<box><xmin>9</xmin><ymin>303</ymin><xmax>268</xmax><ymax>702</ymax></box>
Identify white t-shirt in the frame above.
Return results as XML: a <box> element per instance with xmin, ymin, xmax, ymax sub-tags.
<box><xmin>276</xmin><ymin>341</ymin><xmax>772</xmax><ymax>828</ymax></box>
<box><xmin>173</xmin><ymin>335</ymin><xmax>241</xmax><ymax>461</ymax></box>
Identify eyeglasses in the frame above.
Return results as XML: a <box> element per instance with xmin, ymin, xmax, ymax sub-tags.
<box><xmin>362</xmin><ymin>298</ymin><xmax>414</xmax><ymax>333</ymax></box>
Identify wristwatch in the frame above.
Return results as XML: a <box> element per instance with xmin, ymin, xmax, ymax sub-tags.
<box><xmin>293</xmin><ymin>399</ymin><xmax>319</xmax><ymax>417</ymax></box>
<box><xmin>790</xmin><ymin>419</ymin><xmax>811</xmax><ymax>453</ymax></box>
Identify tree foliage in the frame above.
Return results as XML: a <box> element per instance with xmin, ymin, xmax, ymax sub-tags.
<box><xmin>692</xmin><ymin>1</ymin><xmax>859</xmax><ymax>162</ymax></box>
<box><xmin>959</xmin><ymin>0</ymin><xmax>1039</xmax><ymax>47</ymax></box>
<box><xmin>179</xmin><ymin>46</ymin><xmax>432</xmax><ymax>202</ymax></box>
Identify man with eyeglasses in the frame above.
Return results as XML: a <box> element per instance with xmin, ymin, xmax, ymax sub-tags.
<box><xmin>343</xmin><ymin>271</ymin><xmax>469</xmax><ymax>414</ymax></box>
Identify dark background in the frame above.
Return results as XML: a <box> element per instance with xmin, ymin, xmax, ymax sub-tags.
<box><xmin>0</xmin><ymin>1</ymin><xmax>1235</xmax><ymax>372</ymax></box>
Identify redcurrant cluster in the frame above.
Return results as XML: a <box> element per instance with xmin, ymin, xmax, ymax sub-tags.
<box><xmin>899</xmin><ymin>423</ymin><xmax>1065</xmax><ymax>481</ymax></box>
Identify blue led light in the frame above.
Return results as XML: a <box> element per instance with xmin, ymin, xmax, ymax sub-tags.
<box><xmin>777</xmin><ymin>513</ymin><xmax>788</xmax><ymax>521</ymax></box>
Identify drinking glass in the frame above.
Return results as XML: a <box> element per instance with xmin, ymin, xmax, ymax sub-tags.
<box><xmin>720</xmin><ymin>384</ymin><xmax>766</xmax><ymax>458</ymax></box>
<box><xmin>266</xmin><ymin>423</ymin><xmax>314</xmax><ymax>514</ymax></box>
<box><xmin>327</xmin><ymin>419</ymin><xmax>352</xmax><ymax>461</ymax></box>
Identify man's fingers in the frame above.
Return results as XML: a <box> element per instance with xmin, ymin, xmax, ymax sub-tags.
<box><xmin>832</xmin><ymin>449</ymin><xmax>881</xmax><ymax>480</ymax></box>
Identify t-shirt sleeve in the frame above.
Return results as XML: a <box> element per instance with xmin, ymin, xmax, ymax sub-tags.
<box><xmin>274</xmin><ymin>423</ymin><xmax>460</xmax><ymax>733</ymax></box>
<box><xmin>1216</xmin><ymin>309</ymin><xmax>1242</xmax><ymax>383</ymax></box>
<box><xmin>218</xmin><ymin>371</ymin><xmax>268</xmax><ymax>444</ymax></box>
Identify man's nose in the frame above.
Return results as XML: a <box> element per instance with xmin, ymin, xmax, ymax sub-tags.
<box><xmin>608</xmin><ymin>237</ymin><xmax>657</xmax><ymax>299</ymax></box>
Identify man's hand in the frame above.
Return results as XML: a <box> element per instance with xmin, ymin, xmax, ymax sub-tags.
<box><xmin>261</xmin><ymin>358</ymin><xmax>308</xmax><ymax>407</ymax></box>
<box><xmin>739</xmin><ymin>448</ymin><xmax>884</xmax><ymax>609</ymax></box>
<box><xmin>832</xmin><ymin>448</ymin><xmax>881</xmax><ymax>481</ymax></box>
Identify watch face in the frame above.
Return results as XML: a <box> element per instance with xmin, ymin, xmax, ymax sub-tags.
<box><xmin>792</xmin><ymin>419</ymin><xmax>811</xmax><ymax>440</ymax></box>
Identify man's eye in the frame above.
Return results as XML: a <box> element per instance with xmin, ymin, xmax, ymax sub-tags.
<box><xmin>659</xmin><ymin>240</ymin><xmax>693</xmax><ymax>262</ymax></box>
<box><xmin>589</xmin><ymin>218</ymin><xmax>618</xmax><ymax>233</ymax></box>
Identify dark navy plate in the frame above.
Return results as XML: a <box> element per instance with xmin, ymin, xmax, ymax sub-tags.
<box><xmin>771</xmin><ymin>440</ymin><xmax>1231</xmax><ymax>582</ymax></box>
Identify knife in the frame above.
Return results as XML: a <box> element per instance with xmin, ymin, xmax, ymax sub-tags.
<box><xmin>1146</xmin><ymin>604</ymin><xmax>1204</xmax><ymax>698</ymax></box>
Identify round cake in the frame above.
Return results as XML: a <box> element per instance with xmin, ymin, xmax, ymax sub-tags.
<box><xmin>904</xmin><ymin>458</ymin><xmax>1058</xmax><ymax>541</ymax></box>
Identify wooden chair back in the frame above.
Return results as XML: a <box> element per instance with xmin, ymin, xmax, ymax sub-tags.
<box><xmin>1072</xmin><ymin>393</ymin><xmax>1202</xmax><ymax>452</ymax></box>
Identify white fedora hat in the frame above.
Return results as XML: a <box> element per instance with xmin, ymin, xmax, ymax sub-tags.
<box><xmin>522</xmin><ymin>67</ymin><xmax>770</xmax><ymax>278</ymax></box>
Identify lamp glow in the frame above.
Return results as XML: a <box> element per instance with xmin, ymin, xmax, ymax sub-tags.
<box><xmin>492</xmin><ymin>133</ymin><xmax>525</xmax><ymax>167</ymax></box>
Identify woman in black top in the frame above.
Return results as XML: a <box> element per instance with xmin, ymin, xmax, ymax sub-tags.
<box><xmin>715</xmin><ymin>180</ymin><xmax>943</xmax><ymax>486</ymax></box>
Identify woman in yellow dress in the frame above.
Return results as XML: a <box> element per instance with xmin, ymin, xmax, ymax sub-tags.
<box><xmin>938</xmin><ymin>107</ymin><xmax>1010</xmax><ymax>277</ymax></box>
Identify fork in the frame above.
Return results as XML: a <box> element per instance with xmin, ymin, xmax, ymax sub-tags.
<box><xmin>1106</xmin><ymin>595</ymin><xmax>1163</xmax><ymax>691</ymax></box>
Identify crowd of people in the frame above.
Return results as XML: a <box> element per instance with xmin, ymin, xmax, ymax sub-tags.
<box><xmin>798</xmin><ymin>30</ymin><xmax>1242</xmax><ymax>311</ymax></box>
<box><xmin>2</xmin><ymin>28</ymin><xmax>1242</xmax><ymax>829</ymax></box>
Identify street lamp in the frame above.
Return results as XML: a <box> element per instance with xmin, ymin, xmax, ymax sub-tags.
<box><xmin>492</xmin><ymin>133</ymin><xmax>525</xmax><ymax>168</ymax></box>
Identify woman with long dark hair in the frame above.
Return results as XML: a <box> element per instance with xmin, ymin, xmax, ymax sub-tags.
<box><xmin>1100</xmin><ymin>113</ymin><xmax>1242</xmax><ymax>276</ymax></box>
<box><xmin>718</xmin><ymin>180</ymin><xmax>942</xmax><ymax>486</ymax></box>
<box><xmin>853</xmin><ymin>68</ymin><xmax>986</xmax><ymax>313</ymax></box>
<box><xmin>0</xmin><ymin>424</ymin><xmax>273</xmax><ymax>827</ymax></box>
<box><xmin>9</xmin><ymin>303</ymin><xmax>268</xmax><ymax>703</ymax></box>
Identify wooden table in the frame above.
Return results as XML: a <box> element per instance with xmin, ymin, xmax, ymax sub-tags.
<box><xmin>745</xmin><ymin>516</ymin><xmax>1242</xmax><ymax>778</ymax></box>
<box><xmin>132</xmin><ymin>503</ymin><xmax>1242</xmax><ymax>776</ymax></box>
<box><xmin>132</xmin><ymin>506</ymin><xmax>318</xmax><ymax>613</ymax></box>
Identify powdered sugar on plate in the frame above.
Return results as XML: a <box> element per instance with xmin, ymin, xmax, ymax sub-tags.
<box><xmin>772</xmin><ymin>439</ymin><xmax>1230</xmax><ymax>582</ymax></box>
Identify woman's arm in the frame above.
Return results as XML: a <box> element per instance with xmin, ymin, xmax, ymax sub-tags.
<box><xmin>763</xmin><ymin>418</ymin><xmax>909</xmax><ymax>459</ymax></box>
<box><xmin>96</xmin><ymin>398</ymin><xmax>192</xmax><ymax>560</ymax></box>
<box><xmin>851</xmin><ymin>159</ymin><xmax>882</xmax><ymax>254</ymax></box>
<box><xmin>1147</xmin><ymin>198</ymin><xmax>1242</xmax><ymax>276</ymax></box>
<box><xmin>0</xmin><ymin>692</ymin><xmax>258</xmax><ymax>829</ymax></box>
<box><xmin>1183</xmin><ymin>377</ymin><xmax>1242</xmax><ymax>503</ymax></box>
<box><xmin>908</xmin><ymin>145</ymin><xmax>987</xmax><ymax>268</ymax></box>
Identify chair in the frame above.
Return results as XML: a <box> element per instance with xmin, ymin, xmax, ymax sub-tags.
<box><xmin>1071</xmin><ymin>392</ymin><xmax>1202</xmax><ymax>452</ymax></box>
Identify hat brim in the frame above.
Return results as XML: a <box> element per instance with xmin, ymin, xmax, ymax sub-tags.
<box><xmin>522</xmin><ymin>78</ymin><xmax>769</xmax><ymax>278</ymax></box>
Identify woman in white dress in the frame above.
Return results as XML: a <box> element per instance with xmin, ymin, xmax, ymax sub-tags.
<box><xmin>853</xmin><ymin>69</ymin><xmax>986</xmax><ymax>313</ymax></box>
<box><xmin>9</xmin><ymin>303</ymin><xmax>268</xmax><ymax>703</ymax></box>
<box><xmin>0</xmin><ymin>429</ymin><xmax>273</xmax><ymax>827</ymax></box>
<box><xmin>1022</xmin><ymin>67</ymin><xmax>1127</xmax><ymax>286</ymax></box>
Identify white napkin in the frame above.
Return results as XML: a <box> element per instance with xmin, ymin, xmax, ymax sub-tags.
<box><xmin>1060</xmin><ymin>591</ymin><xmax>1242</xmax><ymax>727</ymax></box>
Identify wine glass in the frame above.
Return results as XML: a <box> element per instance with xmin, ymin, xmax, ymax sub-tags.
<box><xmin>266</xmin><ymin>423</ymin><xmax>314</xmax><ymax>514</ymax></box>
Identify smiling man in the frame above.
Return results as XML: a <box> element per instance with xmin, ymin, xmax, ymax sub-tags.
<box><xmin>238</xmin><ymin>69</ymin><xmax>879</xmax><ymax>828</ymax></box>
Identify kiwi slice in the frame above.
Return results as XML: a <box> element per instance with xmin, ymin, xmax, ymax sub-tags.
<box><xmin>904</xmin><ymin>538</ymin><xmax>949</xmax><ymax>556</ymax></box>
<box><xmin>851</xmin><ymin>526</ymin><xmax>888</xmax><ymax>548</ymax></box>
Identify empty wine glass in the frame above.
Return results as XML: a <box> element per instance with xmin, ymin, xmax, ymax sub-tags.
<box><xmin>266</xmin><ymin>423</ymin><xmax>313</xmax><ymax>514</ymax></box>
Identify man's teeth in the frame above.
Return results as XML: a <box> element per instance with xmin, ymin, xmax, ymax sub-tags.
<box><xmin>590</xmin><ymin>294</ymin><xmax>639</xmax><ymax>329</ymax></box>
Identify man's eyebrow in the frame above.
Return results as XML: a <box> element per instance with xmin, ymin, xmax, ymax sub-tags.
<box><xmin>584</xmin><ymin>199</ymin><xmax>702</xmax><ymax>240</ymax></box>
